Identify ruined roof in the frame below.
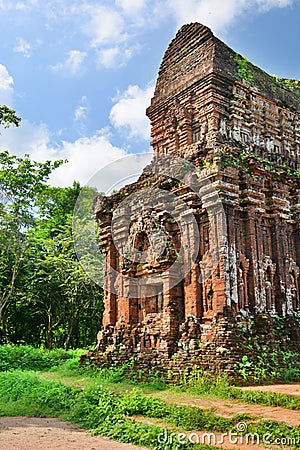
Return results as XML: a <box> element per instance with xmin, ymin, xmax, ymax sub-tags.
<box><xmin>150</xmin><ymin>22</ymin><xmax>300</xmax><ymax>111</ymax></box>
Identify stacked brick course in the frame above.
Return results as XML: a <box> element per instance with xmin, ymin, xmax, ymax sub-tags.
<box><xmin>85</xmin><ymin>23</ymin><xmax>300</xmax><ymax>375</ymax></box>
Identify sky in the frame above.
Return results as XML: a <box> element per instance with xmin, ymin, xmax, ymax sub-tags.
<box><xmin>0</xmin><ymin>0</ymin><xmax>299</xmax><ymax>187</ymax></box>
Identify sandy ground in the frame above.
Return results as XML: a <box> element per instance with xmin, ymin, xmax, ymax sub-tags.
<box><xmin>0</xmin><ymin>417</ymin><xmax>149</xmax><ymax>450</ymax></box>
<box><xmin>155</xmin><ymin>392</ymin><xmax>300</xmax><ymax>426</ymax></box>
<box><xmin>240</xmin><ymin>383</ymin><xmax>300</xmax><ymax>396</ymax></box>
<box><xmin>153</xmin><ymin>383</ymin><xmax>300</xmax><ymax>427</ymax></box>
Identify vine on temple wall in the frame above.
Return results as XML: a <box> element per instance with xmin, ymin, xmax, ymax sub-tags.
<box><xmin>235</xmin><ymin>54</ymin><xmax>254</xmax><ymax>83</ymax></box>
<box><xmin>217</xmin><ymin>144</ymin><xmax>300</xmax><ymax>180</ymax></box>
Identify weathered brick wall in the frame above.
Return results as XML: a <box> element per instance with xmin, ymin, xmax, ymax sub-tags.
<box><xmin>83</xmin><ymin>313</ymin><xmax>300</xmax><ymax>381</ymax></box>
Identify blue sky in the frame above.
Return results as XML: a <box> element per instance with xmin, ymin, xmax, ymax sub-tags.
<box><xmin>0</xmin><ymin>0</ymin><xmax>299</xmax><ymax>186</ymax></box>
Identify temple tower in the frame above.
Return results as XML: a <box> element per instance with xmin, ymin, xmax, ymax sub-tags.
<box><xmin>88</xmin><ymin>23</ymin><xmax>300</xmax><ymax>374</ymax></box>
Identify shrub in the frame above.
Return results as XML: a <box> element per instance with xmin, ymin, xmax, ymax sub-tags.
<box><xmin>0</xmin><ymin>344</ymin><xmax>81</xmax><ymax>372</ymax></box>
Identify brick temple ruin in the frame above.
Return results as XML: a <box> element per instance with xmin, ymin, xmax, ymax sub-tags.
<box><xmin>86</xmin><ymin>23</ymin><xmax>300</xmax><ymax>375</ymax></box>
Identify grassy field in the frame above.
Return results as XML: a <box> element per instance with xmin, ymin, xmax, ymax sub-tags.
<box><xmin>0</xmin><ymin>345</ymin><xmax>299</xmax><ymax>449</ymax></box>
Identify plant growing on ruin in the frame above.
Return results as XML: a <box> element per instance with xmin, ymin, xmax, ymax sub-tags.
<box><xmin>273</xmin><ymin>74</ymin><xmax>300</xmax><ymax>92</ymax></box>
<box><xmin>235</xmin><ymin>54</ymin><xmax>254</xmax><ymax>82</ymax></box>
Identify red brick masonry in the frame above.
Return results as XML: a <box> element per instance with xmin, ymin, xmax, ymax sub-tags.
<box><xmin>85</xmin><ymin>23</ymin><xmax>300</xmax><ymax>375</ymax></box>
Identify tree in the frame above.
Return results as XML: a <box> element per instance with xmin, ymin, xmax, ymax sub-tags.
<box><xmin>0</xmin><ymin>105</ymin><xmax>21</xmax><ymax>129</ymax></box>
<box><xmin>2</xmin><ymin>180</ymin><xmax>104</xmax><ymax>348</ymax></box>
<box><xmin>21</xmin><ymin>184</ymin><xmax>103</xmax><ymax>349</ymax></box>
<box><xmin>0</xmin><ymin>151</ymin><xmax>63</xmax><ymax>341</ymax></box>
<box><xmin>0</xmin><ymin>108</ymin><xmax>103</xmax><ymax>348</ymax></box>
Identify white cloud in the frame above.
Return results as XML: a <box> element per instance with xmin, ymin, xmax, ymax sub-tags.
<box><xmin>98</xmin><ymin>45</ymin><xmax>135</xmax><ymax>69</ymax></box>
<box><xmin>15</xmin><ymin>0</ymin><xmax>39</xmax><ymax>10</ymax></box>
<box><xmin>110</xmin><ymin>83</ymin><xmax>155</xmax><ymax>140</ymax></box>
<box><xmin>166</xmin><ymin>0</ymin><xmax>245</xmax><ymax>32</ymax></box>
<box><xmin>14</xmin><ymin>37</ymin><xmax>33</xmax><ymax>58</ymax></box>
<box><xmin>115</xmin><ymin>0</ymin><xmax>146</xmax><ymax>16</ymax></box>
<box><xmin>74</xmin><ymin>106</ymin><xmax>87</xmax><ymax>124</ymax></box>
<box><xmin>0</xmin><ymin>64</ymin><xmax>14</xmax><ymax>92</ymax></box>
<box><xmin>81</xmin><ymin>4</ymin><xmax>126</xmax><ymax>47</ymax></box>
<box><xmin>0</xmin><ymin>0</ymin><xmax>294</xmax><ymax>71</ymax></box>
<box><xmin>256</xmin><ymin>0</ymin><xmax>292</xmax><ymax>11</ymax></box>
<box><xmin>77</xmin><ymin>3</ymin><xmax>142</xmax><ymax>67</ymax></box>
<box><xmin>98</xmin><ymin>47</ymin><xmax>120</xmax><ymax>68</ymax></box>
<box><xmin>52</xmin><ymin>50</ymin><xmax>87</xmax><ymax>75</ymax></box>
<box><xmin>0</xmin><ymin>120</ymin><xmax>51</xmax><ymax>162</ymax></box>
<box><xmin>74</xmin><ymin>96</ymin><xmax>89</xmax><ymax>135</ymax></box>
<box><xmin>41</xmin><ymin>132</ymin><xmax>127</xmax><ymax>187</ymax></box>
<box><xmin>166</xmin><ymin>0</ymin><xmax>293</xmax><ymax>32</ymax></box>
<box><xmin>36</xmin><ymin>0</ymin><xmax>293</xmax><ymax>71</ymax></box>
<box><xmin>0</xmin><ymin>120</ymin><xmax>126</xmax><ymax>187</ymax></box>
<box><xmin>0</xmin><ymin>64</ymin><xmax>14</xmax><ymax>105</ymax></box>
<box><xmin>0</xmin><ymin>1</ymin><xmax>12</xmax><ymax>10</ymax></box>
<box><xmin>0</xmin><ymin>0</ymin><xmax>39</xmax><ymax>11</ymax></box>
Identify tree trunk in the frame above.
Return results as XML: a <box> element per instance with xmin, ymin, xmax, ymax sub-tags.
<box><xmin>46</xmin><ymin>309</ymin><xmax>53</xmax><ymax>349</ymax></box>
<box><xmin>64</xmin><ymin>314</ymin><xmax>79</xmax><ymax>350</ymax></box>
<box><xmin>64</xmin><ymin>323</ymin><xmax>73</xmax><ymax>350</ymax></box>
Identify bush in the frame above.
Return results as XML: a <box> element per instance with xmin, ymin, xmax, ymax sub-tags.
<box><xmin>0</xmin><ymin>370</ymin><xmax>77</xmax><ymax>416</ymax></box>
<box><xmin>118</xmin><ymin>389</ymin><xmax>167</xmax><ymax>417</ymax></box>
<box><xmin>0</xmin><ymin>344</ymin><xmax>81</xmax><ymax>372</ymax></box>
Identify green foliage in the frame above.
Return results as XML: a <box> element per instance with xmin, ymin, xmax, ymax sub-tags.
<box><xmin>20</xmin><ymin>200</ymin><xmax>103</xmax><ymax>349</ymax></box>
<box><xmin>0</xmin><ymin>151</ymin><xmax>64</xmax><ymax>341</ymax></box>
<box><xmin>0</xmin><ymin>370</ymin><xmax>217</xmax><ymax>449</ymax></box>
<box><xmin>75</xmin><ymin>356</ymin><xmax>300</xmax><ymax>412</ymax></box>
<box><xmin>237</xmin><ymin>355</ymin><xmax>253</xmax><ymax>380</ymax></box>
<box><xmin>273</xmin><ymin>74</ymin><xmax>300</xmax><ymax>92</ymax></box>
<box><xmin>167</xmin><ymin>404</ymin><xmax>242</xmax><ymax>433</ymax></box>
<box><xmin>219</xmin><ymin>146</ymin><xmax>299</xmax><ymax>180</ymax></box>
<box><xmin>180</xmin><ymin>369</ymin><xmax>232</xmax><ymax>397</ymax></box>
<box><xmin>229</xmin><ymin>387</ymin><xmax>300</xmax><ymax>410</ymax></box>
<box><xmin>119</xmin><ymin>389</ymin><xmax>167</xmax><ymax>417</ymax></box>
<box><xmin>0</xmin><ymin>105</ymin><xmax>21</xmax><ymax>129</ymax></box>
<box><xmin>2</xmin><ymin>365</ymin><xmax>300</xmax><ymax>449</ymax></box>
<box><xmin>235</xmin><ymin>54</ymin><xmax>253</xmax><ymax>82</ymax></box>
<box><xmin>0</xmin><ymin>370</ymin><xmax>77</xmax><ymax>417</ymax></box>
<box><xmin>0</xmin><ymin>344</ymin><xmax>82</xmax><ymax>372</ymax></box>
<box><xmin>166</xmin><ymin>365</ymin><xmax>300</xmax><ymax>411</ymax></box>
<box><xmin>52</xmin><ymin>347</ymin><xmax>300</xmax><ymax>413</ymax></box>
<box><xmin>0</xmin><ymin>352</ymin><xmax>300</xmax><ymax>449</ymax></box>
<box><xmin>235</xmin><ymin>347</ymin><xmax>300</xmax><ymax>384</ymax></box>
<box><xmin>247</xmin><ymin>420</ymin><xmax>300</xmax><ymax>448</ymax></box>
<box><xmin>0</xmin><ymin>151</ymin><xmax>103</xmax><ymax>348</ymax></box>
<box><xmin>232</xmin><ymin>317</ymin><xmax>300</xmax><ymax>384</ymax></box>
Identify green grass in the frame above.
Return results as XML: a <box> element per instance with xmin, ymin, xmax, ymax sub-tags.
<box><xmin>0</xmin><ymin>370</ymin><xmax>218</xmax><ymax>449</ymax></box>
<box><xmin>0</xmin><ymin>370</ymin><xmax>77</xmax><ymax>417</ymax></box>
<box><xmin>175</xmin><ymin>370</ymin><xmax>300</xmax><ymax>411</ymax></box>
<box><xmin>221</xmin><ymin>385</ymin><xmax>300</xmax><ymax>410</ymax></box>
<box><xmin>0</xmin><ymin>344</ymin><xmax>82</xmax><ymax>372</ymax></box>
<box><xmin>1</xmin><ymin>345</ymin><xmax>300</xmax><ymax>449</ymax></box>
<box><xmin>2</xmin><ymin>344</ymin><xmax>299</xmax><ymax>411</ymax></box>
<box><xmin>1</xmin><ymin>370</ymin><xmax>300</xmax><ymax>449</ymax></box>
<box><xmin>39</xmin><ymin>355</ymin><xmax>300</xmax><ymax>412</ymax></box>
<box><xmin>62</xmin><ymin>362</ymin><xmax>300</xmax><ymax>411</ymax></box>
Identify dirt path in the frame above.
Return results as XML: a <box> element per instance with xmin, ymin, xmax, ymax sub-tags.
<box><xmin>240</xmin><ymin>383</ymin><xmax>300</xmax><ymax>396</ymax></box>
<box><xmin>153</xmin><ymin>388</ymin><xmax>300</xmax><ymax>427</ymax></box>
<box><xmin>159</xmin><ymin>393</ymin><xmax>300</xmax><ymax>426</ymax></box>
<box><xmin>132</xmin><ymin>416</ymin><xmax>285</xmax><ymax>450</ymax></box>
<box><xmin>0</xmin><ymin>417</ymin><xmax>149</xmax><ymax>450</ymax></box>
